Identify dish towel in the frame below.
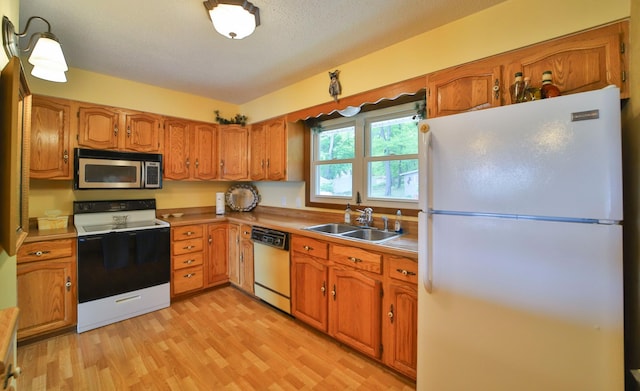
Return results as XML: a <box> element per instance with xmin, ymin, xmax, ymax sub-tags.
<box><xmin>136</xmin><ymin>229</ymin><xmax>159</xmax><ymax>264</ymax></box>
<box><xmin>102</xmin><ymin>232</ymin><xmax>130</xmax><ymax>269</ymax></box>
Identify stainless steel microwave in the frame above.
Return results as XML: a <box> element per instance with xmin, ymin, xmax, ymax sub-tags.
<box><xmin>74</xmin><ymin>148</ymin><xmax>163</xmax><ymax>190</ymax></box>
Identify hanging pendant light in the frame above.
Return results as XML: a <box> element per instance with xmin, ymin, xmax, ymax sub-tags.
<box><xmin>203</xmin><ymin>0</ymin><xmax>260</xmax><ymax>40</ymax></box>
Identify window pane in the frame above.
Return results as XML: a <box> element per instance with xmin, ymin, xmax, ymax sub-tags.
<box><xmin>316</xmin><ymin>163</ymin><xmax>352</xmax><ymax>196</ymax></box>
<box><xmin>369</xmin><ymin>116</ymin><xmax>418</xmax><ymax>157</ymax></box>
<box><xmin>368</xmin><ymin>159</ymin><xmax>418</xmax><ymax>200</ymax></box>
<box><xmin>318</xmin><ymin>126</ymin><xmax>355</xmax><ymax>161</ymax></box>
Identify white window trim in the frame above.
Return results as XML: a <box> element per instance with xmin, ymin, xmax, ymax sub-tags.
<box><xmin>310</xmin><ymin>101</ymin><xmax>419</xmax><ymax>210</ymax></box>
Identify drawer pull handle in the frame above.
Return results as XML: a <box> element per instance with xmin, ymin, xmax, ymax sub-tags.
<box><xmin>183</xmin><ymin>245</ymin><xmax>195</xmax><ymax>250</ymax></box>
<box><xmin>303</xmin><ymin>245</ymin><xmax>314</xmax><ymax>251</ymax></box>
<box><xmin>243</xmin><ymin>231</ymin><xmax>250</xmax><ymax>235</ymax></box>
<box><xmin>184</xmin><ymin>273</ymin><xmax>196</xmax><ymax>278</ymax></box>
<box><xmin>183</xmin><ymin>259</ymin><xmax>195</xmax><ymax>264</ymax></box>
<box><xmin>29</xmin><ymin>250</ymin><xmax>51</xmax><ymax>257</ymax></box>
<box><xmin>396</xmin><ymin>268</ymin><xmax>416</xmax><ymax>276</ymax></box>
<box><xmin>4</xmin><ymin>363</ymin><xmax>21</xmax><ymax>388</ymax></box>
<box><xmin>184</xmin><ymin>231</ymin><xmax>195</xmax><ymax>236</ymax></box>
<box><xmin>348</xmin><ymin>257</ymin><xmax>362</xmax><ymax>263</ymax></box>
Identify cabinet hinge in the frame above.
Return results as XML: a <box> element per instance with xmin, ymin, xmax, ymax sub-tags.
<box><xmin>620</xmin><ymin>41</ymin><xmax>625</xmax><ymax>54</ymax></box>
<box><xmin>622</xmin><ymin>71</ymin><xmax>627</xmax><ymax>83</ymax></box>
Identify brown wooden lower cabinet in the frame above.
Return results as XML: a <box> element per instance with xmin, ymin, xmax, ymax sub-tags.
<box><xmin>16</xmin><ymin>239</ymin><xmax>77</xmax><ymax>341</ymax></box>
<box><xmin>291</xmin><ymin>234</ymin><xmax>417</xmax><ymax>379</ymax></box>
<box><xmin>228</xmin><ymin>223</ymin><xmax>254</xmax><ymax>294</ymax></box>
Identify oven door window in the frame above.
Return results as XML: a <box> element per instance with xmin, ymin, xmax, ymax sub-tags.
<box><xmin>77</xmin><ymin>228</ymin><xmax>170</xmax><ymax>303</ymax></box>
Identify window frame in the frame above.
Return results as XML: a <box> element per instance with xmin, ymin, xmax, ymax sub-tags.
<box><xmin>309</xmin><ymin>101</ymin><xmax>420</xmax><ymax>211</ymax></box>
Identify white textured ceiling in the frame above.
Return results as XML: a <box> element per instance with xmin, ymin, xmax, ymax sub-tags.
<box><xmin>18</xmin><ymin>0</ymin><xmax>506</xmax><ymax>104</ymax></box>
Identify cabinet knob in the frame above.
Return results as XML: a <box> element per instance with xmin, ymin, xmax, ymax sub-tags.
<box><xmin>29</xmin><ymin>250</ymin><xmax>50</xmax><ymax>257</ymax></box>
<box><xmin>184</xmin><ymin>231</ymin><xmax>194</xmax><ymax>236</ymax></box>
<box><xmin>396</xmin><ymin>268</ymin><xmax>416</xmax><ymax>276</ymax></box>
<box><xmin>63</xmin><ymin>149</ymin><xmax>69</xmax><ymax>163</ymax></box>
<box><xmin>65</xmin><ymin>276</ymin><xmax>72</xmax><ymax>291</ymax></box>
<box><xmin>493</xmin><ymin>78</ymin><xmax>500</xmax><ymax>99</ymax></box>
<box><xmin>186</xmin><ymin>158</ymin><xmax>190</xmax><ymax>168</ymax></box>
<box><xmin>127</xmin><ymin>126</ymin><xmax>131</xmax><ymax>137</ymax></box>
<box><xmin>303</xmin><ymin>245</ymin><xmax>314</xmax><ymax>251</ymax></box>
<box><xmin>331</xmin><ymin>284</ymin><xmax>336</xmax><ymax>300</ymax></box>
<box><xmin>184</xmin><ymin>259</ymin><xmax>194</xmax><ymax>264</ymax></box>
<box><xmin>183</xmin><ymin>245</ymin><xmax>195</xmax><ymax>250</ymax></box>
<box><xmin>348</xmin><ymin>256</ymin><xmax>362</xmax><ymax>263</ymax></box>
<box><xmin>388</xmin><ymin>304</ymin><xmax>394</xmax><ymax>323</ymax></box>
<box><xmin>184</xmin><ymin>273</ymin><xmax>196</xmax><ymax>278</ymax></box>
<box><xmin>321</xmin><ymin>281</ymin><xmax>326</xmax><ymax>296</ymax></box>
<box><xmin>195</xmin><ymin>159</ymin><xmax>199</xmax><ymax>168</ymax></box>
<box><xmin>114</xmin><ymin>125</ymin><xmax>119</xmax><ymax>135</ymax></box>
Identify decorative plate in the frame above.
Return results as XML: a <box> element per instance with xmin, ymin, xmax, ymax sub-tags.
<box><xmin>225</xmin><ymin>184</ymin><xmax>260</xmax><ymax>212</ymax></box>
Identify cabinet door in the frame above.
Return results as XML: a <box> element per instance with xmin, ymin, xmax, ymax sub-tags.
<box><xmin>239</xmin><ymin>236</ymin><xmax>254</xmax><ymax>293</ymax></box>
<box><xmin>291</xmin><ymin>254</ymin><xmax>328</xmax><ymax>332</ymax></box>
<box><xmin>249</xmin><ymin>123</ymin><xmax>267</xmax><ymax>180</ymax></box>
<box><xmin>427</xmin><ymin>60</ymin><xmax>502</xmax><ymax>118</ymax></box>
<box><xmin>328</xmin><ymin>267</ymin><xmax>382</xmax><ymax>358</ymax></box>
<box><xmin>206</xmin><ymin>224</ymin><xmax>229</xmax><ymax>286</ymax></box>
<box><xmin>192</xmin><ymin>122</ymin><xmax>219</xmax><ymax>180</ymax></box>
<box><xmin>265</xmin><ymin>118</ymin><xmax>287</xmax><ymax>180</ymax></box>
<box><xmin>17</xmin><ymin>257</ymin><xmax>77</xmax><ymax>340</ymax></box>
<box><xmin>510</xmin><ymin>24</ymin><xmax>626</xmax><ymax>98</ymax></box>
<box><xmin>30</xmin><ymin>96</ymin><xmax>71</xmax><ymax>179</ymax></box>
<box><xmin>124</xmin><ymin>113</ymin><xmax>162</xmax><ymax>152</ymax></box>
<box><xmin>384</xmin><ymin>282</ymin><xmax>418</xmax><ymax>379</ymax></box>
<box><xmin>77</xmin><ymin>106</ymin><xmax>120</xmax><ymax>149</ymax></box>
<box><xmin>228</xmin><ymin>223</ymin><xmax>240</xmax><ymax>286</ymax></box>
<box><xmin>219</xmin><ymin>125</ymin><xmax>249</xmax><ymax>180</ymax></box>
<box><xmin>163</xmin><ymin>119</ymin><xmax>191</xmax><ymax>180</ymax></box>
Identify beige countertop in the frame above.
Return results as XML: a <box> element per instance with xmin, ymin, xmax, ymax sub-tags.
<box><xmin>23</xmin><ymin>207</ymin><xmax>419</xmax><ymax>259</ymax></box>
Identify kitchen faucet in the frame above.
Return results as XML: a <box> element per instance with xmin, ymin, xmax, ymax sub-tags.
<box><xmin>356</xmin><ymin>207</ymin><xmax>373</xmax><ymax>227</ymax></box>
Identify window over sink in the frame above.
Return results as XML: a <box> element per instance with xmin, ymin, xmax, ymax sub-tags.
<box><xmin>310</xmin><ymin>101</ymin><xmax>419</xmax><ymax>210</ymax></box>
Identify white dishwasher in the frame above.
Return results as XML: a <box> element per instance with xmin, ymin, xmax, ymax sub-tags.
<box><xmin>251</xmin><ymin>226</ymin><xmax>291</xmax><ymax>314</ymax></box>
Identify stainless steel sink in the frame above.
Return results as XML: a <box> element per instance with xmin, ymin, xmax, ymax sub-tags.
<box><xmin>303</xmin><ymin>223</ymin><xmax>400</xmax><ymax>243</ymax></box>
<box><xmin>340</xmin><ymin>229</ymin><xmax>399</xmax><ymax>242</ymax></box>
<box><xmin>304</xmin><ymin>223</ymin><xmax>360</xmax><ymax>234</ymax></box>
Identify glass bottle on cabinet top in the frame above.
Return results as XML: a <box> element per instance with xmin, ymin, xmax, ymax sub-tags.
<box><xmin>541</xmin><ymin>70</ymin><xmax>561</xmax><ymax>99</ymax></box>
<box><xmin>510</xmin><ymin>72</ymin><xmax>525</xmax><ymax>103</ymax></box>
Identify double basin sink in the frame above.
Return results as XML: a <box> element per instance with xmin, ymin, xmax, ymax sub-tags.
<box><xmin>303</xmin><ymin>223</ymin><xmax>400</xmax><ymax>243</ymax></box>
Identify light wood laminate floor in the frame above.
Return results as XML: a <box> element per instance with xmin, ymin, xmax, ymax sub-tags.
<box><xmin>17</xmin><ymin>286</ymin><xmax>416</xmax><ymax>390</ymax></box>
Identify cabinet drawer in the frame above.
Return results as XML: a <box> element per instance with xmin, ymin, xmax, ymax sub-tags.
<box><xmin>240</xmin><ymin>224</ymin><xmax>252</xmax><ymax>240</ymax></box>
<box><xmin>172</xmin><ymin>266</ymin><xmax>204</xmax><ymax>295</ymax></box>
<box><xmin>173</xmin><ymin>252</ymin><xmax>204</xmax><ymax>271</ymax></box>
<box><xmin>387</xmin><ymin>256</ymin><xmax>418</xmax><ymax>284</ymax></box>
<box><xmin>18</xmin><ymin>239</ymin><xmax>74</xmax><ymax>263</ymax></box>
<box><xmin>331</xmin><ymin>244</ymin><xmax>381</xmax><ymax>274</ymax></box>
<box><xmin>291</xmin><ymin>235</ymin><xmax>329</xmax><ymax>259</ymax></box>
<box><xmin>172</xmin><ymin>225</ymin><xmax>204</xmax><ymax>241</ymax></box>
<box><xmin>172</xmin><ymin>238</ymin><xmax>204</xmax><ymax>256</ymax></box>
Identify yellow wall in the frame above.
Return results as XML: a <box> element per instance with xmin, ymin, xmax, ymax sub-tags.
<box><xmin>0</xmin><ymin>0</ymin><xmax>20</xmax><ymax>310</ymax></box>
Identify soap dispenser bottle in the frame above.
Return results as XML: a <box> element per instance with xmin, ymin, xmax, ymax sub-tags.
<box><xmin>394</xmin><ymin>210</ymin><xmax>403</xmax><ymax>233</ymax></box>
<box><xmin>344</xmin><ymin>203</ymin><xmax>351</xmax><ymax>224</ymax></box>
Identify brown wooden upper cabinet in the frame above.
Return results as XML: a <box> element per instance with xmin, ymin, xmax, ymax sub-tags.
<box><xmin>163</xmin><ymin>118</ymin><xmax>219</xmax><ymax>181</ymax></box>
<box><xmin>427</xmin><ymin>60</ymin><xmax>502</xmax><ymax>118</ymax></box>
<box><xmin>77</xmin><ymin>104</ymin><xmax>162</xmax><ymax>152</ymax></box>
<box><xmin>426</xmin><ymin>21</ymin><xmax>628</xmax><ymax>118</ymax></box>
<box><xmin>30</xmin><ymin>96</ymin><xmax>72</xmax><ymax>179</ymax></box>
<box><xmin>250</xmin><ymin>116</ymin><xmax>304</xmax><ymax>181</ymax></box>
<box><xmin>219</xmin><ymin>124</ymin><xmax>249</xmax><ymax>181</ymax></box>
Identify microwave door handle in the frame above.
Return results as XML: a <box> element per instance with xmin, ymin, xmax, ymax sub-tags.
<box><xmin>141</xmin><ymin>162</ymin><xmax>146</xmax><ymax>188</ymax></box>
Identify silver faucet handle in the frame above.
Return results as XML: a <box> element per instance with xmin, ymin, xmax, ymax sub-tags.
<box><xmin>382</xmin><ymin>216</ymin><xmax>388</xmax><ymax>231</ymax></box>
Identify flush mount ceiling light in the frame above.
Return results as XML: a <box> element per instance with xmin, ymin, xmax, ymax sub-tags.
<box><xmin>2</xmin><ymin>15</ymin><xmax>68</xmax><ymax>82</ymax></box>
<box><xmin>203</xmin><ymin>0</ymin><xmax>260</xmax><ymax>40</ymax></box>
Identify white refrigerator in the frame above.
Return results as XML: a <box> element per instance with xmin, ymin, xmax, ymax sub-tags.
<box><xmin>417</xmin><ymin>86</ymin><xmax>624</xmax><ymax>391</ymax></box>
